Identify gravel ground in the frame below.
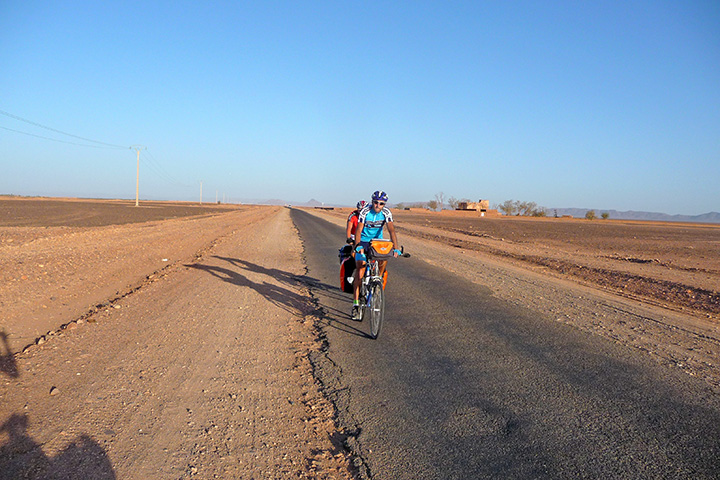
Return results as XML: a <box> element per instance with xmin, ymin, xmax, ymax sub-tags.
<box><xmin>2</xmin><ymin>198</ymin><xmax>718</xmax><ymax>480</ymax></box>
<box><xmin>1</xmin><ymin>201</ymin><xmax>356</xmax><ymax>479</ymax></box>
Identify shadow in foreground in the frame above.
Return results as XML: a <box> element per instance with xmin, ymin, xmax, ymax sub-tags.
<box><xmin>0</xmin><ymin>414</ymin><xmax>115</xmax><ymax>480</ymax></box>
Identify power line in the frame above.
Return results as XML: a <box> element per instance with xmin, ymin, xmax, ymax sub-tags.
<box><xmin>139</xmin><ymin>151</ymin><xmax>193</xmax><ymax>188</ymax></box>
<box><xmin>0</xmin><ymin>125</ymin><xmax>123</xmax><ymax>149</ymax></box>
<box><xmin>142</xmin><ymin>150</ymin><xmax>192</xmax><ymax>187</ymax></box>
<box><xmin>0</xmin><ymin>108</ymin><xmax>129</xmax><ymax>149</ymax></box>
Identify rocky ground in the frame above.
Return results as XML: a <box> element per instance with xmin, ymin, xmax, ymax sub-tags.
<box><xmin>1</xmin><ymin>198</ymin><xmax>719</xmax><ymax>479</ymax></box>
<box><xmin>1</xmin><ymin>198</ymin><xmax>355</xmax><ymax>479</ymax></box>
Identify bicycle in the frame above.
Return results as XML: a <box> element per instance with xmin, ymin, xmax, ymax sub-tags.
<box><xmin>357</xmin><ymin>243</ymin><xmax>409</xmax><ymax>339</ymax></box>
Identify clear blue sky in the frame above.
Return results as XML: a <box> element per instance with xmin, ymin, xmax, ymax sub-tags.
<box><xmin>1</xmin><ymin>1</ymin><xmax>718</xmax><ymax>214</ymax></box>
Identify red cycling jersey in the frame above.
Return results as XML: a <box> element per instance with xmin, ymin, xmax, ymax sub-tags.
<box><xmin>347</xmin><ymin>210</ymin><xmax>359</xmax><ymax>236</ymax></box>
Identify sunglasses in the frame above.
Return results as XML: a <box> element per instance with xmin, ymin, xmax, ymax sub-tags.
<box><xmin>373</xmin><ymin>201</ymin><xmax>385</xmax><ymax>206</ymax></box>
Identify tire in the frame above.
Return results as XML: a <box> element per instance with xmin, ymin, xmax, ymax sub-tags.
<box><xmin>368</xmin><ymin>281</ymin><xmax>384</xmax><ymax>339</ymax></box>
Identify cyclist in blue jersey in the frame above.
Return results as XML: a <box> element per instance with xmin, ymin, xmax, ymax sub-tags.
<box><xmin>351</xmin><ymin>190</ymin><xmax>401</xmax><ymax>320</ymax></box>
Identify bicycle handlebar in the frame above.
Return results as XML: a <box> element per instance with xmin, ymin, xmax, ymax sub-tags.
<box><xmin>359</xmin><ymin>246</ymin><xmax>410</xmax><ymax>260</ymax></box>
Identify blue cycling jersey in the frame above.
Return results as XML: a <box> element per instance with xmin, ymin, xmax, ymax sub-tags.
<box><xmin>357</xmin><ymin>204</ymin><xmax>393</xmax><ymax>242</ymax></box>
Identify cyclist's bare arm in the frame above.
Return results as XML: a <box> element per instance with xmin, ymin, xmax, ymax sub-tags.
<box><xmin>345</xmin><ymin>219</ymin><xmax>354</xmax><ymax>242</ymax></box>
<box><xmin>353</xmin><ymin>221</ymin><xmax>365</xmax><ymax>252</ymax></box>
<box><xmin>387</xmin><ymin>221</ymin><xmax>399</xmax><ymax>257</ymax></box>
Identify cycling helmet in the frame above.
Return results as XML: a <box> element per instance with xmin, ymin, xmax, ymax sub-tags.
<box><xmin>371</xmin><ymin>190</ymin><xmax>388</xmax><ymax>202</ymax></box>
<box><xmin>356</xmin><ymin>200</ymin><xmax>366</xmax><ymax>209</ymax></box>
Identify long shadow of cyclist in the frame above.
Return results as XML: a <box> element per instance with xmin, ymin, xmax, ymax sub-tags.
<box><xmin>196</xmin><ymin>257</ymin><xmax>368</xmax><ymax>338</ymax></box>
<box><xmin>216</xmin><ymin>256</ymin><xmax>370</xmax><ymax>338</ymax></box>
<box><xmin>187</xmin><ymin>258</ymin><xmax>322</xmax><ymax>318</ymax></box>
<box><xmin>0</xmin><ymin>413</ymin><xmax>115</xmax><ymax>480</ymax></box>
<box><xmin>213</xmin><ymin>256</ymin><xmax>347</xmax><ymax>301</ymax></box>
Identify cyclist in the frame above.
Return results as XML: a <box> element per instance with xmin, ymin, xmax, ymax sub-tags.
<box><xmin>351</xmin><ymin>190</ymin><xmax>401</xmax><ymax>320</ymax></box>
<box><xmin>345</xmin><ymin>200</ymin><xmax>366</xmax><ymax>243</ymax></box>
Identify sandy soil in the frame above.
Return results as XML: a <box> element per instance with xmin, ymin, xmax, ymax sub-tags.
<box><xmin>2</xmin><ymin>198</ymin><xmax>720</xmax><ymax>479</ymax></box>
<box><xmin>1</xmin><ymin>199</ymin><xmax>355</xmax><ymax>479</ymax></box>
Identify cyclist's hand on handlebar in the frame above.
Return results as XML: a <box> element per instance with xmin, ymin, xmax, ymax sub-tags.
<box><xmin>393</xmin><ymin>249</ymin><xmax>401</xmax><ymax>258</ymax></box>
<box><xmin>346</xmin><ymin>237</ymin><xmax>354</xmax><ymax>244</ymax></box>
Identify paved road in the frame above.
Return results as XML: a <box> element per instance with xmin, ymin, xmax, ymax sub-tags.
<box><xmin>292</xmin><ymin>209</ymin><xmax>720</xmax><ymax>480</ymax></box>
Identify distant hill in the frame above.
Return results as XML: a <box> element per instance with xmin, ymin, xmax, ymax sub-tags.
<box><xmin>551</xmin><ymin>208</ymin><xmax>720</xmax><ymax>224</ymax></box>
<box><xmin>235</xmin><ymin>198</ymin><xmax>340</xmax><ymax>207</ymax></box>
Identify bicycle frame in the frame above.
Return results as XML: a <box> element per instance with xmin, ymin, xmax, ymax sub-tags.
<box><xmin>359</xmin><ymin>257</ymin><xmax>385</xmax><ymax>338</ymax></box>
<box><xmin>360</xmin><ymin>259</ymin><xmax>381</xmax><ymax>299</ymax></box>
<box><xmin>355</xmin><ymin>245</ymin><xmax>407</xmax><ymax>339</ymax></box>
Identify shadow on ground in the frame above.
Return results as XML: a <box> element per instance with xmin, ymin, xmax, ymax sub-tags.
<box><xmin>190</xmin><ymin>256</ymin><xmax>370</xmax><ymax>338</ymax></box>
<box><xmin>0</xmin><ymin>414</ymin><xmax>115</xmax><ymax>480</ymax></box>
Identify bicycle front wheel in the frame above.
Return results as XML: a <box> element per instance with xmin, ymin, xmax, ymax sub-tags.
<box><xmin>368</xmin><ymin>281</ymin><xmax>384</xmax><ymax>339</ymax></box>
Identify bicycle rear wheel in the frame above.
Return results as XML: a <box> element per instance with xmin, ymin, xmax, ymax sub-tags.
<box><xmin>368</xmin><ymin>281</ymin><xmax>384</xmax><ymax>339</ymax></box>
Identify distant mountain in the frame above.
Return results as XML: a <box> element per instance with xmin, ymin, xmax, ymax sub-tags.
<box><xmin>550</xmin><ymin>208</ymin><xmax>720</xmax><ymax>224</ymax></box>
<box><xmin>235</xmin><ymin>198</ymin><xmax>343</xmax><ymax>207</ymax></box>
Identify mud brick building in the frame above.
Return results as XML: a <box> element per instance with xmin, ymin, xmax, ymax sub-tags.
<box><xmin>456</xmin><ymin>199</ymin><xmax>499</xmax><ymax>217</ymax></box>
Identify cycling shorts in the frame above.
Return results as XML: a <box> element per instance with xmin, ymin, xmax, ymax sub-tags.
<box><xmin>354</xmin><ymin>241</ymin><xmax>371</xmax><ymax>262</ymax></box>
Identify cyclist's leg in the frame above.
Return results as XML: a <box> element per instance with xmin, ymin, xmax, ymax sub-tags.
<box><xmin>352</xmin><ymin>242</ymin><xmax>370</xmax><ymax>319</ymax></box>
<box><xmin>351</xmin><ymin>261</ymin><xmax>365</xmax><ymax>320</ymax></box>
<box><xmin>353</xmin><ymin>260</ymin><xmax>366</xmax><ymax>302</ymax></box>
<box><xmin>378</xmin><ymin>259</ymin><xmax>388</xmax><ymax>278</ymax></box>
<box><xmin>352</xmin><ymin>241</ymin><xmax>370</xmax><ymax>302</ymax></box>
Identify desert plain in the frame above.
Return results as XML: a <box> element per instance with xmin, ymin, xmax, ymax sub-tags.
<box><xmin>1</xmin><ymin>196</ymin><xmax>719</xmax><ymax>478</ymax></box>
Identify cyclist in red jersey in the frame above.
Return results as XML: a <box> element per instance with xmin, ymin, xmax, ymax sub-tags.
<box><xmin>345</xmin><ymin>200</ymin><xmax>366</xmax><ymax>243</ymax></box>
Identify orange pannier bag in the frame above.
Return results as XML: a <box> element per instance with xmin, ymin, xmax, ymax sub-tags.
<box><xmin>368</xmin><ymin>239</ymin><xmax>394</xmax><ymax>260</ymax></box>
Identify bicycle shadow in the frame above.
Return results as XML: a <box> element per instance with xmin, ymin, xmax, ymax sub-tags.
<box><xmin>289</xmin><ymin>262</ymin><xmax>372</xmax><ymax>339</ymax></box>
<box><xmin>203</xmin><ymin>257</ymin><xmax>370</xmax><ymax>338</ymax></box>
<box><xmin>316</xmin><ymin>309</ymin><xmax>372</xmax><ymax>339</ymax></box>
<box><xmin>187</xmin><ymin>261</ymin><xmax>315</xmax><ymax>317</ymax></box>
<box><xmin>0</xmin><ymin>413</ymin><xmax>115</xmax><ymax>480</ymax></box>
<box><xmin>213</xmin><ymin>256</ymin><xmax>347</xmax><ymax>300</ymax></box>
<box><xmin>0</xmin><ymin>331</ymin><xmax>19</xmax><ymax>379</ymax></box>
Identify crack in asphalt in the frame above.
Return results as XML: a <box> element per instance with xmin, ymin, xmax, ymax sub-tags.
<box><xmin>296</xmin><ymin>226</ymin><xmax>370</xmax><ymax>480</ymax></box>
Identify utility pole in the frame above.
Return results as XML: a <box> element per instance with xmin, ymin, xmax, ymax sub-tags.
<box><xmin>131</xmin><ymin>145</ymin><xmax>146</xmax><ymax>206</ymax></box>
<box><xmin>200</xmin><ymin>181</ymin><xmax>203</xmax><ymax>205</ymax></box>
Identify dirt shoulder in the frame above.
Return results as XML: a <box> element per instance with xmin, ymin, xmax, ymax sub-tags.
<box><xmin>0</xmin><ymin>204</ymin><xmax>272</xmax><ymax>353</ymax></box>
<box><xmin>308</xmin><ymin>207</ymin><xmax>720</xmax><ymax>393</ymax></box>
<box><xmin>1</xmin><ymin>204</ymin><xmax>355</xmax><ymax>479</ymax></box>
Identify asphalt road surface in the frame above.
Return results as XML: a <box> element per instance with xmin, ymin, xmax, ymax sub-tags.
<box><xmin>291</xmin><ymin>209</ymin><xmax>720</xmax><ymax>480</ymax></box>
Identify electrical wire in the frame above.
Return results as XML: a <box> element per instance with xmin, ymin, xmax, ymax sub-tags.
<box><xmin>0</xmin><ymin>125</ymin><xmax>124</xmax><ymax>149</ymax></box>
<box><xmin>140</xmin><ymin>150</ymin><xmax>193</xmax><ymax>188</ymax></box>
<box><xmin>2</xmin><ymin>108</ymin><xmax>196</xmax><ymax>193</ymax></box>
<box><xmin>0</xmin><ymin>109</ymin><xmax>129</xmax><ymax>149</ymax></box>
